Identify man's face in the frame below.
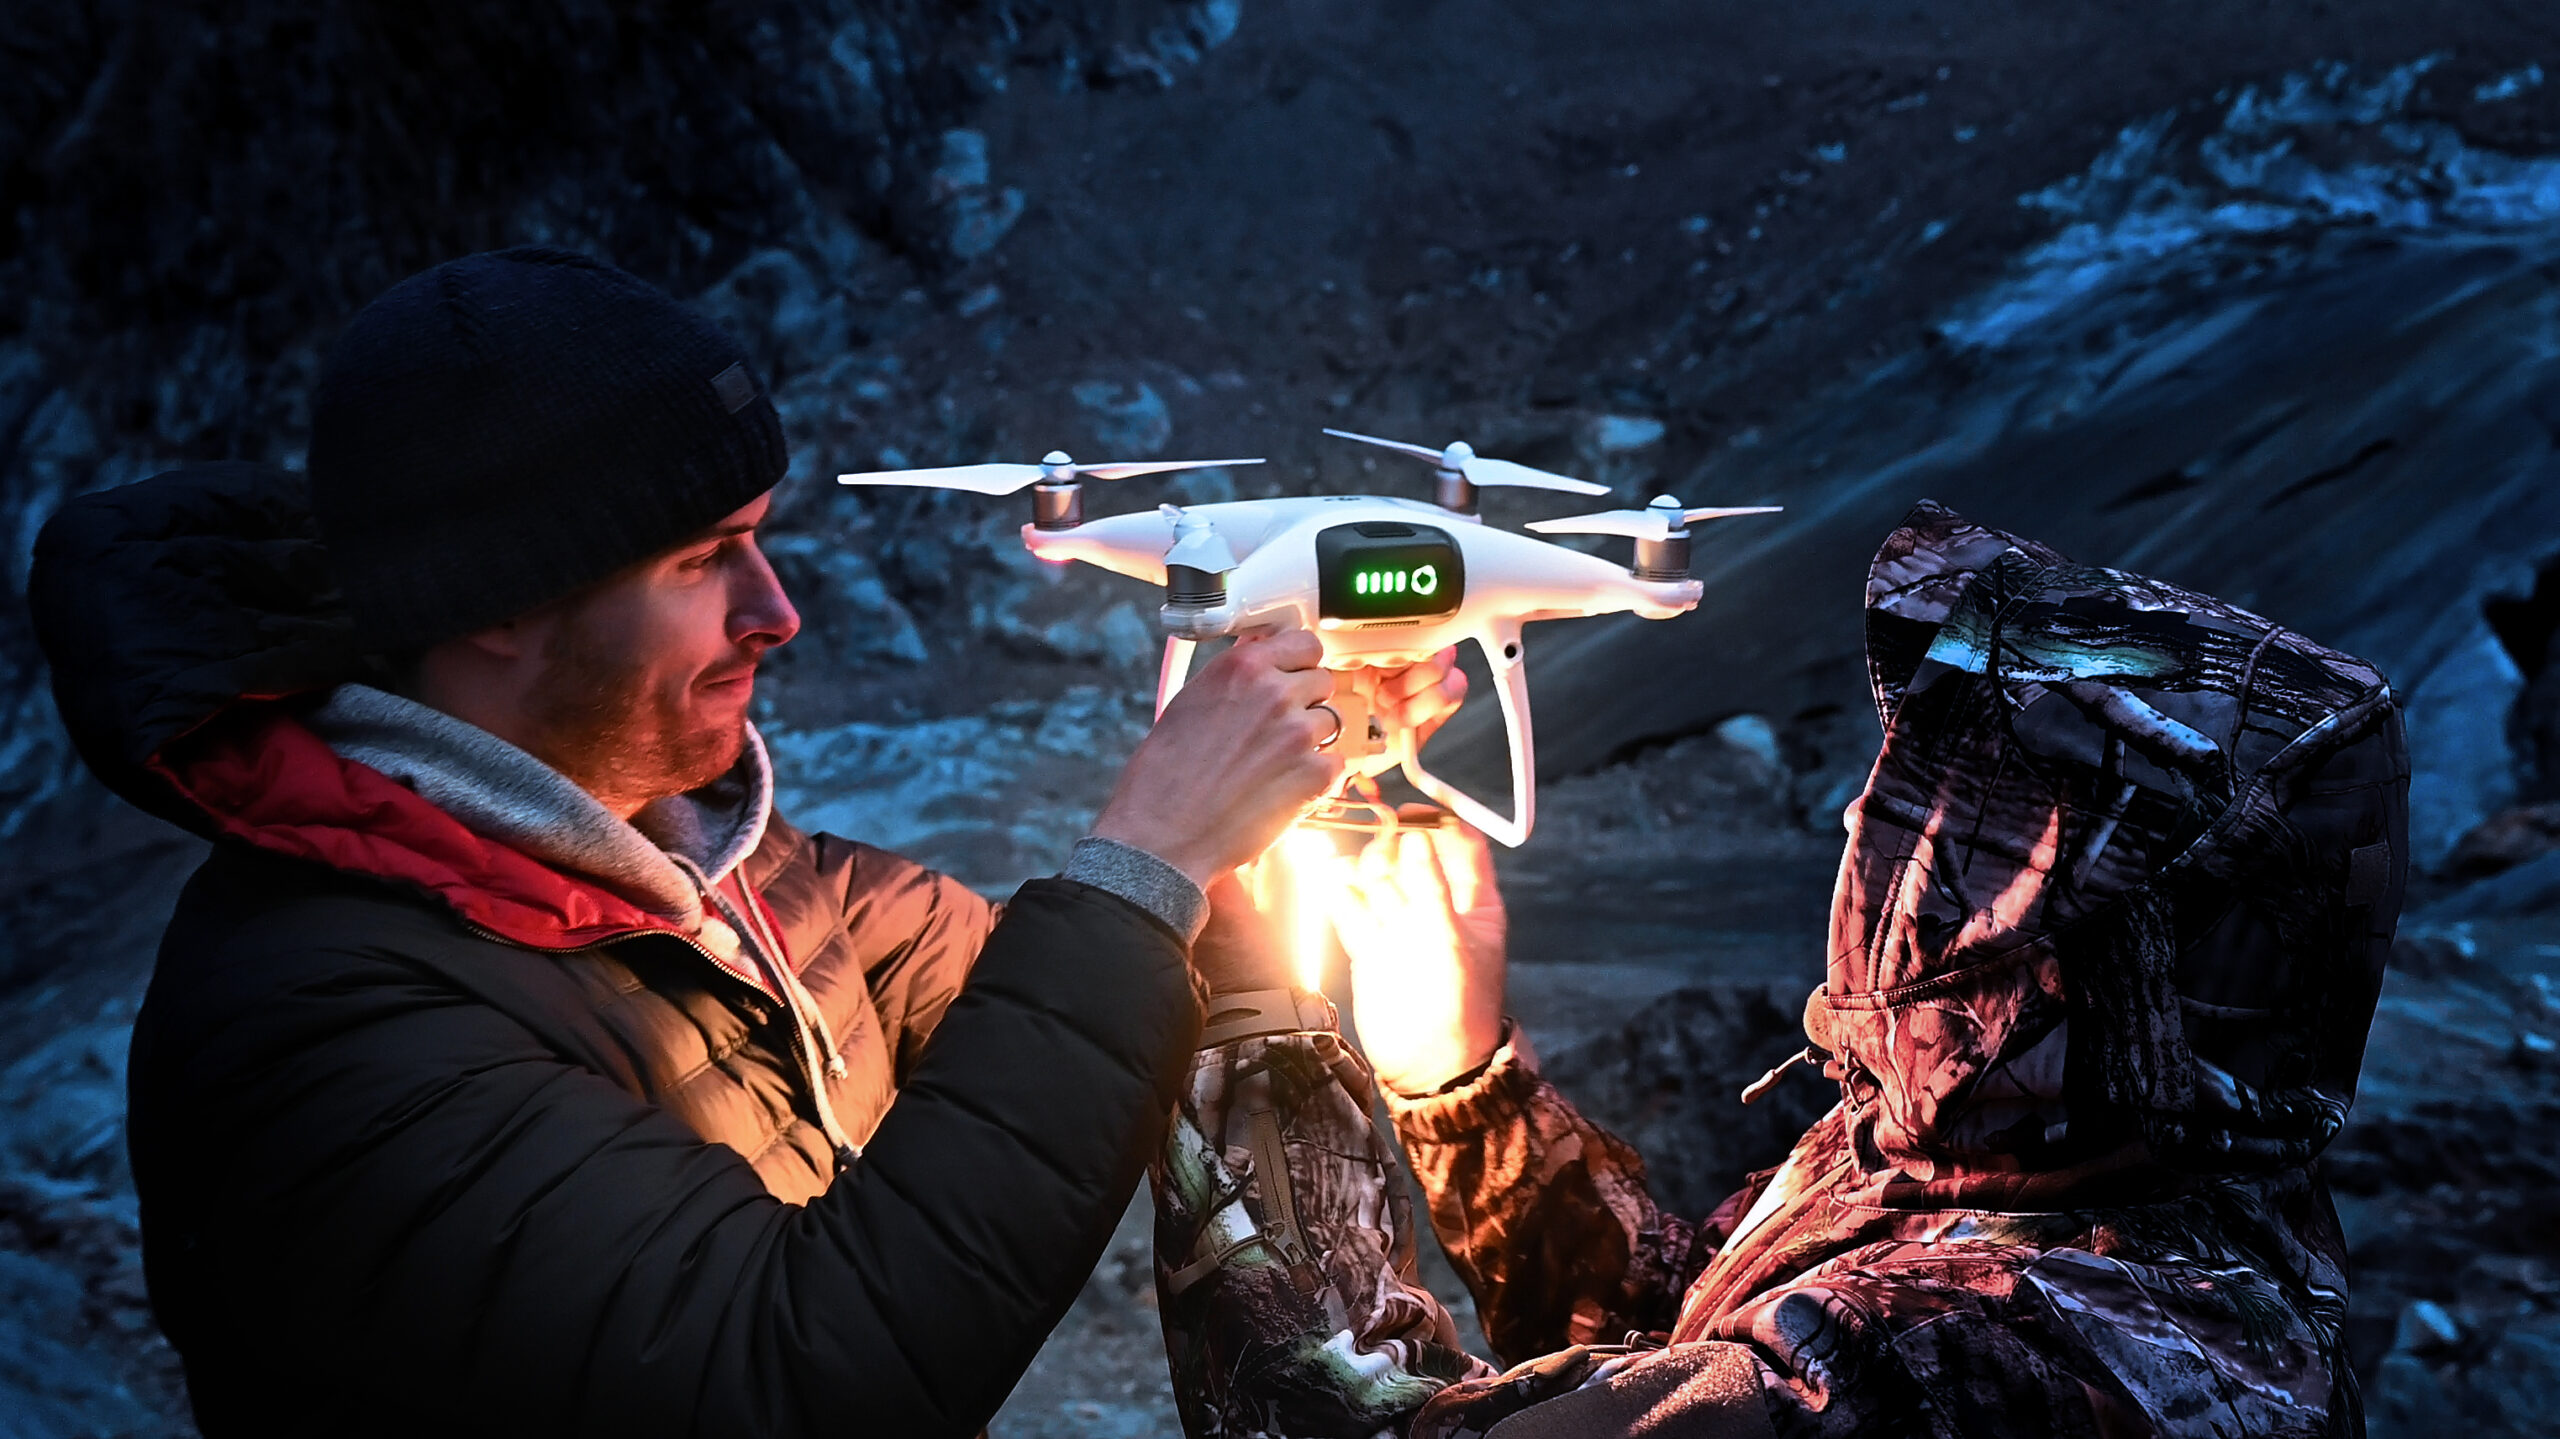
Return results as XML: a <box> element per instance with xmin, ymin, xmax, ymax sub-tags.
<box><xmin>517</xmin><ymin>493</ymin><xmax>799</xmax><ymax>813</ymax></box>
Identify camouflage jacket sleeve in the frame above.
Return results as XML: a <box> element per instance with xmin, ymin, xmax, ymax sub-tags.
<box><xmin>1385</xmin><ymin>1024</ymin><xmax>1712</xmax><ymax>1365</ymax></box>
<box><xmin>1151</xmin><ymin>995</ymin><xmax>1494</xmax><ymax>1439</ymax></box>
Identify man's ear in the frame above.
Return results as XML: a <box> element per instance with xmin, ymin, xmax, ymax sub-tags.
<box><xmin>449</xmin><ymin>615</ymin><xmax>537</xmax><ymax>663</ymax></box>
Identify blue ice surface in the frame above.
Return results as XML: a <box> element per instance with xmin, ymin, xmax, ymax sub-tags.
<box><xmin>1940</xmin><ymin>56</ymin><xmax>2560</xmax><ymax>351</ymax></box>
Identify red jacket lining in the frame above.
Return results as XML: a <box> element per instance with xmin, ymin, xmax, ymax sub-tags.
<box><xmin>153</xmin><ymin>704</ymin><xmax>788</xmax><ymax>995</ymax></box>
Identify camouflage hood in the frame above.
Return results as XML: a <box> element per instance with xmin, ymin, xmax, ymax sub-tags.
<box><xmin>1816</xmin><ymin>500</ymin><xmax>2409</xmax><ymax>1204</ymax></box>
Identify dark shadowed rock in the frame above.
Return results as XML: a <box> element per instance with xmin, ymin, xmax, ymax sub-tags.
<box><xmin>1542</xmin><ymin>983</ymin><xmax>1836</xmax><ymax>1220</ymax></box>
<box><xmin>2419</xmin><ymin>850</ymin><xmax>2560</xmax><ymax>921</ymax></box>
<box><xmin>2329</xmin><ymin>938</ymin><xmax>2560</xmax><ymax>1434</ymax></box>
<box><xmin>2370</xmin><ymin>1313</ymin><xmax>2560</xmax><ymax>1439</ymax></box>
<box><xmin>2447</xmin><ymin>802</ymin><xmax>2560</xmax><ymax>880</ymax></box>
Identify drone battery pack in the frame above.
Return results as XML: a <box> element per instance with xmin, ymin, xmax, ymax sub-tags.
<box><xmin>1314</xmin><ymin>521</ymin><xmax>1465</xmax><ymax>625</ymax></box>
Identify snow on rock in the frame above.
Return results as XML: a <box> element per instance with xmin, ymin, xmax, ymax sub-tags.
<box><xmin>767</xmin><ymin>685</ymin><xmax>1150</xmax><ymax>893</ymax></box>
<box><xmin>1497</xmin><ymin>60</ymin><xmax>2560</xmax><ymax>865</ymax></box>
<box><xmin>759</xmin><ymin>532</ymin><xmax>931</xmax><ymax>670</ymax></box>
<box><xmin>1941</xmin><ymin>57</ymin><xmax>2560</xmax><ymax>351</ymax></box>
<box><xmin>0</xmin><ymin>992</ymin><xmax>188</xmax><ymax>1436</ymax></box>
<box><xmin>933</xmin><ymin>130</ymin><xmax>1027</xmax><ymax>262</ymax></box>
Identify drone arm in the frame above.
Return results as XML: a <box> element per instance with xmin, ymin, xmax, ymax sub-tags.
<box><xmin>1400</xmin><ymin>620</ymin><xmax>1535</xmax><ymax>848</ymax></box>
<box><xmin>1021</xmin><ymin>522</ymin><xmax>1173</xmax><ymax>585</ymax></box>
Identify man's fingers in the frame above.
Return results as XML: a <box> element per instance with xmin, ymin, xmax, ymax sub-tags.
<box><xmin>1357</xmin><ymin>831</ymin><xmax>1397</xmax><ymax>890</ymax></box>
<box><xmin>1246</xmin><ymin>628</ymin><xmax>1327</xmax><ymax>671</ymax></box>
<box><xmin>1332</xmin><ymin>874</ymin><xmax>1390</xmax><ymax>958</ymax></box>
<box><xmin>1427</xmin><ymin>822</ymin><xmax>1495</xmax><ymax>915</ymax></box>
<box><xmin>1280</xmin><ymin>664</ymin><xmax>1338</xmax><ymax>710</ymax></box>
<box><xmin>1404</xmin><ymin>668</ymin><xmax>1469</xmax><ymax>727</ymax></box>
<box><xmin>1375</xmin><ymin>650</ymin><xmax>1454</xmax><ymax>702</ymax></box>
<box><xmin>1376</xmin><ymin>650</ymin><xmax>1462</xmax><ymax>707</ymax></box>
<box><xmin>1301</xmin><ymin>748</ymin><xmax>1348</xmax><ymax>793</ymax></box>
<box><xmin>1383</xmin><ymin>672</ymin><xmax>1465</xmax><ymax>720</ymax></box>
<box><xmin>1294</xmin><ymin>701</ymin><xmax>1345</xmax><ymax>752</ymax></box>
<box><xmin>1373</xmin><ymin>654</ymin><xmax>1468</xmax><ymax>739</ymax></box>
<box><xmin>1278</xmin><ymin>747</ymin><xmax>1348</xmax><ymax>816</ymax></box>
<box><xmin>1393</xmin><ymin>829</ymin><xmax>1453</xmax><ymax>912</ymax></box>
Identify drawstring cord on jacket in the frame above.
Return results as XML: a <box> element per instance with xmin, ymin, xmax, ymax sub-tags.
<box><xmin>672</xmin><ymin>854</ymin><xmax>863</xmax><ymax>1169</ymax></box>
<box><xmin>727</xmin><ymin>875</ymin><xmax>851</xmax><ymax>1082</ymax></box>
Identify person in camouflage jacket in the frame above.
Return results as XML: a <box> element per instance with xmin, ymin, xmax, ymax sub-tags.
<box><xmin>1151</xmin><ymin>500</ymin><xmax>2409</xmax><ymax>1438</ymax></box>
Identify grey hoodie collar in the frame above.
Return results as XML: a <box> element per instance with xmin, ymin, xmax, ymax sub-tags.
<box><xmin>303</xmin><ymin>683</ymin><xmax>772</xmax><ymax>932</ymax></box>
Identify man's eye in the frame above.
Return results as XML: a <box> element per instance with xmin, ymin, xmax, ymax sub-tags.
<box><xmin>679</xmin><ymin>545</ymin><xmax>724</xmax><ymax>571</ymax></box>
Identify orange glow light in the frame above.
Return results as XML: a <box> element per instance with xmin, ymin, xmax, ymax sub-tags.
<box><xmin>1277</xmin><ymin>828</ymin><xmax>1341</xmax><ymax>992</ymax></box>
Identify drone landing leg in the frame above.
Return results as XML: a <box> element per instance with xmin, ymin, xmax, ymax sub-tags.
<box><xmin>1155</xmin><ymin>637</ymin><xmax>1199</xmax><ymax>719</ymax></box>
<box><xmin>1399</xmin><ymin>626</ymin><xmax>1536</xmax><ymax>848</ymax></box>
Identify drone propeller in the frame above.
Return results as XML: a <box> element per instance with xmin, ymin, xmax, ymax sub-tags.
<box><xmin>1527</xmin><ymin>496</ymin><xmax>1783</xmax><ymax>542</ymax></box>
<box><xmin>1321</xmin><ymin>428</ymin><xmax>1610</xmax><ymax>497</ymax></box>
<box><xmin>837</xmin><ymin>450</ymin><xmax>1262</xmax><ymax>496</ymax></box>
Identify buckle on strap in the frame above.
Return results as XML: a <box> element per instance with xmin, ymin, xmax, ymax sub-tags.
<box><xmin>1161</xmin><ymin>1103</ymin><xmax>1323</xmax><ymax>1301</ymax></box>
<box><xmin>1198</xmin><ymin>988</ymin><xmax>1337</xmax><ymax>1048</ymax></box>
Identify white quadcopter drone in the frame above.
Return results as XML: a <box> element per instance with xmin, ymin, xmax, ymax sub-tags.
<box><xmin>839</xmin><ymin>430</ymin><xmax>1778</xmax><ymax>846</ymax></box>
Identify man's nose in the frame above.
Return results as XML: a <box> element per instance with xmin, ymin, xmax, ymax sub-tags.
<box><xmin>731</xmin><ymin>540</ymin><xmax>802</xmax><ymax>649</ymax></box>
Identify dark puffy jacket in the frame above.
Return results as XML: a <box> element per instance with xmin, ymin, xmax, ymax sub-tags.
<box><xmin>30</xmin><ymin>463</ymin><xmax>1205</xmax><ymax>1437</ymax></box>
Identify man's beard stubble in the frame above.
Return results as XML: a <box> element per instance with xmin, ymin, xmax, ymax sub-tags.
<box><xmin>522</xmin><ymin>605</ymin><xmax>747</xmax><ymax>813</ymax></box>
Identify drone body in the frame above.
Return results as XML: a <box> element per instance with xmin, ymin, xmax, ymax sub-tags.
<box><xmin>840</xmin><ymin>432</ymin><xmax>1777</xmax><ymax>846</ymax></box>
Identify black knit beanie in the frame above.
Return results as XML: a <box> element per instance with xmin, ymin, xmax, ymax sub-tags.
<box><xmin>307</xmin><ymin>247</ymin><xmax>787</xmax><ymax>652</ymax></box>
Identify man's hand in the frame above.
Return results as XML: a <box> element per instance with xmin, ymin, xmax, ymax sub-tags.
<box><xmin>1092</xmin><ymin>629</ymin><xmax>1344</xmax><ymax>890</ymax></box>
<box><xmin>1191</xmin><ymin>870</ymin><xmax>1291</xmax><ymax>995</ymax></box>
<box><xmin>1337</xmin><ymin>823</ymin><xmax>1508</xmax><ymax>1097</ymax></box>
<box><xmin>1375</xmin><ymin>646</ymin><xmax>1469</xmax><ymax>753</ymax></box>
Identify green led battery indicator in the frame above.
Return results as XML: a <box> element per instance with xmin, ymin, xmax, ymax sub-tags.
<box><xmin>1315</xmin><ymin>521</ymin><xmax>1464</xmax><ymax>623</ymax></box>
<box><xmin>1353</xmin><ymin>564</ymin><xmax>1440</xmax><ymax>598</ymax></box>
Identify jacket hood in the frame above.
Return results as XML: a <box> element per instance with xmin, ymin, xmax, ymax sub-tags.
<box><xmin>28</xmin><ymin>465</ymin><xmax>766</xmax><ymax>953</ymax></box>
<box><xmin>1820</xmin><ymin>500</ymin><xmax>2408</xmax><ymax>1203</ymax></box>
<box><xmin>30</xmin><ymin>462</ymin><xmax>364</xmax><ymax>831</ymax></box>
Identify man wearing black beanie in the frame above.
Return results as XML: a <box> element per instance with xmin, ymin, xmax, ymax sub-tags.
<box><xmin>30</xmin><ymin>248</ymin><xmax>1440</xmax><ymax>1436</ymax></box>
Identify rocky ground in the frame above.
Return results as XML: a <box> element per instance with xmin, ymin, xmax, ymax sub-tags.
<box><xmin>8</xmin><ymin>0</ymin><xmax>2560</xmax><ymax>1435</ymax></box>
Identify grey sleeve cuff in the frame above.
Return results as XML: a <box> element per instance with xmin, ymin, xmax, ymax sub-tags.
<box><xmin>1063</xmin><ymin>836</ymin><xmax>1209</xmax><ymax>945</ymax></box>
